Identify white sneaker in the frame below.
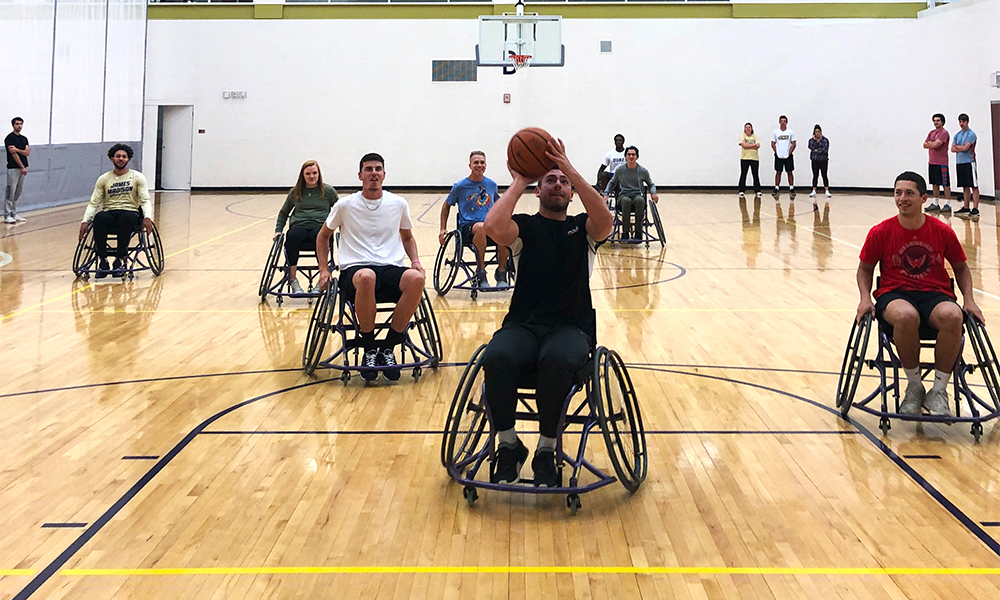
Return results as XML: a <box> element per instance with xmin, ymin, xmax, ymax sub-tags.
<box><xmin>738</xmin><ymin>192</ymin><xmax>745</xmax><ymax>199</ymax></box>
<box><xmin>924</xmin><ymin>388</ymin><xmax>951</xmax><ymax>417</ymax></box>
<box><xmin>809</xmin><ymin>190</ymin><xmax>817</xmax><ymax>198</ymax></box>
<box><xmin>898</xmin><ymin>381</ymin><xmax>926</xmax><ymax>415</ymax></box>
<box><xmin>825</xmin><ymin>190</ymin><xmax>832</xmax><ymax>198</ymax></box>
<box><xmin>289</xmin><ymin>279</ymin><xmax>305</xmax><ymax>295</ymax></box>
<box><xmin>13</xmin><ymin>215</ymin><xmax>26</xmax><ymax>222</ymax></box>
<box><xmin>3</xmin><ymin>216</ymin><xmax>14</xmax><ymax>224</ymax></box>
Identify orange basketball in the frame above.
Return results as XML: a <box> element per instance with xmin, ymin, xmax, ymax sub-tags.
<box><xmin>507</xmin><ymin>127</ymin><xmax>557</xmax><ymax>180</ymax></box>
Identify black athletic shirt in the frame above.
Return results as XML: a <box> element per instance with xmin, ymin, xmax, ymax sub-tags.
<box><xmin>5</xmin><ymin>133</ymin><xmax>28</xmax><ymax>169</ymax></box>
<box><xmin>503</xmin><ymin>212</ymin><xmax>597</xmax><ymax>336</ymax></box>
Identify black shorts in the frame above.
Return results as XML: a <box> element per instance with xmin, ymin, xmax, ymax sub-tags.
<box><xmin>956</xmin><ymin>162</ymin><xmax>978</xmax><ymax>189</ymax></box>
<box><xmin>338</xmin><ymin>264</ymin><xmax>408</xmax><ymax>304</ymax></box>
<box><xmin>875</xmin><ymin>289</ymin><xmax>956</xmax><ymax>331</ymax></box>
<box><xmin>928</xmin><ymin>164</ymin><xmax>950</xmax><ymax>187</ymax></box>
<box><xmin>774</xmin><ymin>155</ymin><xmax>794</xmax><ymax>172</ymax></box>
<box><xmin>459</xmin><ymin>222</ymin><xmax>497</xmax><ymax>248</ymax></box>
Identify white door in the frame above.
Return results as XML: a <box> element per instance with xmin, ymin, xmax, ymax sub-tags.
<box><xmin>160</xmin><ymin>105</ymin><xmax>194</xmax><ymax>190</ymax></box>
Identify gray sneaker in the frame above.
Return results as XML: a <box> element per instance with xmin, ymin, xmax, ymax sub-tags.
<box><xmin>898</xmin><ymin>381</ymin><xmax>926</xmax><ymax>415</ymax></box>
<box><xmin>924</xmin><ymin>388</ymin><xmax>951</xmax><ymax>417</ymax></box>
<box><xmin>289</xmin><ymin>279</ymin><xmax>305</xmax><ymax>295</ymax></box>
<box><xmin>495</xmin><ymin>269</ymin><xmax>510</xmax><ymax>289</ymax></box>
<box><xmin>924</xmin><ymin>202</ymin><xmax>941</xmax><ymax>213</ymax></box>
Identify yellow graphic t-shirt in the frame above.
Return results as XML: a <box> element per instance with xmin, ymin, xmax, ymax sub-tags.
<box><xmin>740</xmin><ymin>134</ymin><xmax>760</xmax><ymax>161</ymax></box>
<box><xmin>83</xmin><ymin>169</ymin><xmax>153</xmax><ymax>223</ymax></box>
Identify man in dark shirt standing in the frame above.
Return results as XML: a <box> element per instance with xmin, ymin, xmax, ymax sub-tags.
<box><xmin>4</xmin><ymin>117</ymin><xmax>30</xmax><ymax>224</ymax></box>
<box><xmin>482</xmin><ymin>137</ymin><xmax>613</xmax><ymax>487</ymax></box>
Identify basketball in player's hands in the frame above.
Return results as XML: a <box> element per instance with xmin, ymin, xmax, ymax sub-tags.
<box><xmin>507</xmin><ymin>127</ymin><xmax>557</xmax><ymax>180</ymax></box>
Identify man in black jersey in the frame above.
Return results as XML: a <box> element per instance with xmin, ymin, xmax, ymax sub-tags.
<box><xmin>482</xmin><ymin>137</ymin><xmax>614</xmax><ymax>487</ymax></box>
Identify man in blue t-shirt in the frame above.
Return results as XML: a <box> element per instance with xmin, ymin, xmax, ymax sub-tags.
<box><xmin>439</xmin><ymin>151</ymin><xmax>509</xmax><ymax>288</ymax></box>
<box><xmin>951</xmin><ymin>113</ymin><xmax>980</xmax><ymax>220</ymax></box>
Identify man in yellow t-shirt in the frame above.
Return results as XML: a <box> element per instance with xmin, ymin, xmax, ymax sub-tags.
<box><xmin>79</xmin><ymin>144</ymin><xmax>154</xmax><ymax>277</ymax></box>
<box><xmin>738</xmin><ymin>122</ymin><xmax>761</xmax><ymax>199</ymax></box>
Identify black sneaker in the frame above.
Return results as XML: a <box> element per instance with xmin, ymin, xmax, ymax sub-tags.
<box><xmin>531</xmin><ymin>450</ymin><xmax>559</xmax><ymax>488</ymax></box>
<box><xmin>970</xmin><ymin>208</ymin><xmax>980</xmax><ymax>219</ymax></box>
<box><xmin>924</xmin><ymin>202</ymin><xmax>941</xmax><ymax>213</ymax></box>
<box><xmin>361</xmin><ymin>349</ymin><xmax>379</xmax><ymax>381</ymax></box>
<box><xmin>111</xmin><ymin>258</ymin><xmax>125</xmax><ymax>277</ymax></box>
<box><xmin>96</xmin><ymin>258</ymin><xmax>110</xmax><ymax>279</ymax></box>
<box><xmin>789</xmin><ymin>189</ymin><xmax>796</xmax><ymax>200</ymax></box>
<box><xmin>491</xmin><ymin>439</ymin><xmax>528</xmax><ymax>484</ymax></box>
<box><xmin>379</xmin><ymin>347</ymin><xmax>401</xmax><ymax>381</ymax></box>
<box><xmin>940</xmin><ymin>204</ymin><xmax>952</xmax><ymax>214</ymax></box>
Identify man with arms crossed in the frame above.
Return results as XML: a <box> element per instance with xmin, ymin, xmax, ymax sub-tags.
<box><xmin>439</xmin><ymin>151</ymin><xmax>510</xmax><ymax>288</ymax></box>
<box><xmin>482</xmin><ymin>138</ymin><xmax>613</xmax><ymax>487</ymax></box>
<box><xmin>856</xmin><ymin>171</ymin><xmax>983</xmax><ymax>417</ymax></box>
<box><xmin>771</xmin><ymin>116</ymin><xmax>796</xmax><ymax>200</ymax></box>
<box><xmin>922</xmin><ymin>113</ymin><xmax>952</xmax><ymax>214</ymax></box>
<box><xmin>5</xmin><ymin>117</ymin><xmax>30</xmax><ymax>224</ymax></box>
<box><xmin>952</xmin><ymin>113</ymin><xmax>980</xmax><ymax>220</ymax></box>
<box><xmin>79</xmin><ymin>144</ymin><xmax>154</xmax><ymax>278</ymax></box>
<box><xmin>317</xmin><ymin>153</ymin><xmax>425</xmax><ymax>382</ymax></box>
<box><xmin>602</xmin><ymin>145</ymin><xmax>659</xmax><ymax>241</ymax></box>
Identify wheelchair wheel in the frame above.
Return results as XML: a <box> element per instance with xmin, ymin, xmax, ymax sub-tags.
<box><xmin>835</xmin><ymin>313</ymin><xmax>872</xmax><ymax>417</ymax></box>
<box><xmin>144</xmin><ymin>222</ymin><xmax>165</xmax><ymax>276</ymax></box>
<box><xmin>414</xmin><ymin>291</ymin><xmax>443</xmax><ymax>366</ymax></box>
<box><xmin>259</xmin><ymin>234</ymin><xmax>283</xmax><ymax>299</ymax></box>
<box><xmin>72</xmin><ymin>225</ymin><xmax>97</xmax><ymax>278</ymax></box>
<box><xmin>593</xmin><ymin>347</ymin><xmax>647</xmax><ymax>493</ymax></box>
<box><xmin>441</xmin><ymin>344</ymin><xmax>490</xmax><ymax>471</ymax></box>
<box><xmin>302</xmin><ymin>279</ymin><xmax>337</xmax><ymax>375</ymax></box>
<box><xmin>648</xmin><ymin>201</ymin><xmax>666</xmax><ymax>246</ymax></box>
<box><xmin>965</xmin><ymin>314</ymin><xmax>1000</xmax><ymax>410</ymax></box>
<box><xmin>433</xmin><ymin>230</ymin><xmax>461</xmax><ymax>296</ymax></box>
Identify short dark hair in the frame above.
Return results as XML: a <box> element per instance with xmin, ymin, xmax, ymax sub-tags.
<box><xmin>613</xmin><ymin>133</ymin><xmax>625</xmax><ymax>141</ymax></box>
<box><xmin>624</xmin><ymin>145</ymin><xmax>639</xmax><ymax>157</ymax></box>
<box><xmin>958</xmin><ymin>113</ymin><xmax>970</xmax><ymax>122</ymax></box>
<box><xmin>469</xmin><ymin>150</ymin><xmax>486</xmax><ymax>161</ymax></box>
<box><xmin>11</xmin><ymin>117</ymin><xmax>23</xmax><ymax>126</ymax></box>
<box><xmin>778</xmin><ymin>115</ymin><xmax>788</xmax><ymax>122</ymax></box>
<box><xmin>933</xmin><ymin>113</ymin><xmax>946</xmax><ymax>124</ymax></box>
<box><xmin>359</xmin><ymin>152</ymin><xmax>384</xmax><ymax>172</ymax></box>
<box><xmin>895</xmin><ymin>171</ymin><xmax>927</xmax><ymax>196</ymax></box>
<box><xmin>108</xmin><ymin>143</ymin><xmax>134</xmax><ymax>160</ymax></box>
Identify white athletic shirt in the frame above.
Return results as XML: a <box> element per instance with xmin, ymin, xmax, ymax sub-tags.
<box><xmin>603</xmin><ymin>149</ymin><xmax>626</xmax><ymax>174</ymax></box>
<box><xmin>771</xmin><ymin>128</ymin><xmax>796</xmax><ymax>159</ymax></box>
<box><xmin>325</xmin><ymin>190</ymin><xmax>412</xmax><ymax>269</ymax></box>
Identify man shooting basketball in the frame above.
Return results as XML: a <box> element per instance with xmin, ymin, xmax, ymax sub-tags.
<box><xmin>481</xmin><ymin>137</ymin><xmax>613</xmax><ymax>487</ymax></box>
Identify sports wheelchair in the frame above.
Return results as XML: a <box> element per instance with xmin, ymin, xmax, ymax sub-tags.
<box><xmin>73</xmin><ymin>214</ymin><xmax>164</xmax><ymax>280</ymax></box>
<box><xmin>441</xmin><ymin>343</ymin><xmax>647</xmax><ymax>514</ymax></box>
<box><xmin>302</xmin><ymin>279</ymin><xmax>442</xmax><ymax>384</ymax></box>
<box><xmin>605</xmin><ymin>182</ymin><xmax>665</xmax><ymax>248</ymax></box>
<box><xmin>433</xmin><ymin>221</ymin><xmax>515</xmax><ymax>300</ymax></box>
<box><xmin>259</xmin><ymin>232</ymin><xmax>334</xmax><ymax>305</ymax></box>
<box><xmin>836</xmin><ymin>311</ymin><xmax>1000</xmax><ymax>442</ymax></box>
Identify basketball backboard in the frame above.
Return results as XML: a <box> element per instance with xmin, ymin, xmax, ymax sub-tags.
<box><xmin>476</xmin><ymin>15</ymin><xmax>564</xmax><ymax>68</ymax></box>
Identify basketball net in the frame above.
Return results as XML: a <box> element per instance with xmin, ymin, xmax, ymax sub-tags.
<box><xmin>511</xmin><ymin>54</ymin><xmax>532</xmax><ymax>73</ymax></box>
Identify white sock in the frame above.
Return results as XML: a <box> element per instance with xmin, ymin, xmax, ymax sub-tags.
<box><xmin>904</xmin><ymin>367</ymin><xmax>921</xmax><ymax>385</ymax></box>
<box><xmin>536</xmin><ymin>435</ymin><xmax>556</xmax><ymax>453</ymax></box>
<box><xmin>498</xmin><ymin>428</ymin><xmax>518</xmax><ymax>448</ymax></box>
<box><xmin>932</xmin><ymin>369</ymin><xmax>950</xmax><ymax>392</ymax></box>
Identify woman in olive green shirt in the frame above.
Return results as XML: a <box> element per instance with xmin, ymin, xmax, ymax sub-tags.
<box><xmin>274</xmin><ymin>160</ymin><xmax>339</xmax><ymax>293</ymax></box>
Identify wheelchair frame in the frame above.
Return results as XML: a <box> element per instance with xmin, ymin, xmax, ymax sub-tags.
<box><xmin>302</xmin><ymin>280</ymin><xmax>442</xmax><ymax>385</ymax></box>
<box><xmin>433</xmin><ymin>222</ymin><xmax>516</xmax><ymax>300</ymax></box>
<box><xmin>259</xmin><ymin>232</ymin><xmax>334</xmax><ymax>305</ymax></box>
<box><xmin>606</xmin><ymin>182</ymin><xmax>665</xmax><ymax>248</ymax></box>
<box><xmin>836</xmin><ymin>312</ymin><xmax>1000</xmax><ymax>441</ymax></box>
<box><xmin>442</xmin><ymin>344</ymin><xmax>647</xmax><ymax>514</ymax></box>
<box><xmin>73</xmin><ymin>219</ymin><xmax>164</xmax><ymax>280</ymax></box>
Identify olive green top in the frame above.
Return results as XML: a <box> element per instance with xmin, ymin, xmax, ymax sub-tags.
<box><xmin>275</xmin><ymin>183</ymin><xmax>339</xmax><ymax>232</ymax></box>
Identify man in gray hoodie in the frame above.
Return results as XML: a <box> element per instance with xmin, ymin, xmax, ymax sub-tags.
<box><xmin>602</xmin><ymin>146</ymin><xmax>658</xmax><ymax>240</ymax></box>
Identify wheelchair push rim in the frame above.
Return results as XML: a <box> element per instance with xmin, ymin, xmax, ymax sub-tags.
<box><xmin>835</xmin><ymin>312</ymin><xmax>872</xmax><ymax>418</ymax></box>
<box><xmin>302</xmin><ymin>279</ymin><xmax>337</xmax><ymax>375</ymax></box>
<box><xmin>433</xmin><ymin>230</ymin><xmax>461</xmax><ymax>296</ymax></box>
<box><xmin>414</xmin><ymin>291</ymin><xmax>443</xmax><ymax>366</ymax></box>
<box><xmin>143</xmin><ymin>222</ymin><xmax>165</xmax><ymax>276</ymax></box>
<box><xmin>964</xmin><ymin>314</ymin><xmax>1000</xmax><ymax>411</ymax></box>
<box><xmin>260</xmin><ymin>233</ymin><xmax>283</xmax><ymax>299</ymax></box>
<box><xmin>73</xmin><ymin>225</ymin><xmax>97</xmax><ymax>278</ymax></box>
<box><xmin>441</xmin><ymin>344</ymin><xmax>490</xmax><ymax>471</ymax></box>
<box><xmin>649</xmin><ymin>200</ymin><xmax>666</xmax><ymax>246</ymax></box>
<box><xmin>593</xmin><ymin>347</ymin><xmax>647</xmax><ymax>493</ymax></box>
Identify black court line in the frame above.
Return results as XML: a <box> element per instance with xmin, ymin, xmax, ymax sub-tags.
<box><xmin>592</xmin><ymin>259</ymin><xmax>686</xmax><ymax>292</ymax></box>
<box><xmin>982</xmin><ymin>522</ymin><xmax>1000</xmax><ymax>527</ymax></box>
<box><xmin>121</xmin><ymin>455</ymin><xmax>159</xmax><ymax>460</ymax></box>
<box><xmin>201</xmin><ymin>429</ymin><xmax>861</xmax><ymax>436</ymax></box>
<box><xmin>902</xmin><ymin>454</ymin><xmax>943</xmax><ymax>459</ymax></box>
<box><xmin>40</xmin><ymin>523</ymin><xmax>87</xmax><ymax>529</ymax></box>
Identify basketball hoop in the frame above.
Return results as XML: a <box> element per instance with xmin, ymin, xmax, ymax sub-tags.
<box><xmin>510</xmin><ymin>54</ymin><xmax>532</xmax><ymax>72</ymax></box>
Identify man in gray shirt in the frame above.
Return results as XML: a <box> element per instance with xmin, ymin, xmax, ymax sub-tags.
<box><xmin>602</xmin><ymin>146</ymin><xmax>658</xmax><ymax>240</ymax></box>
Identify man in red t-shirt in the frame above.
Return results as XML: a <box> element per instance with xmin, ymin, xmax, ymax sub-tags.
<box><xmin>856</xmin><ymin>171</ymin><xmax>984</xmax><ymax>417</ymax></box>
<box><xmin>922</xmin><ymin>113</ymin><xmax>952</xmax><ymax>213</ymax></box>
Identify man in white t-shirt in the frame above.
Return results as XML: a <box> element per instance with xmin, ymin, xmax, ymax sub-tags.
<box><xmin>770</xmin><ymin>116</ymin><xmax>797</xmax><ymax>200</ymax></box>
<box><xmin>316</xmin><ymin>153</ymin><xmax>425</xmax><ymax>381</ymax></box>
<box><xmin>596</xmin><ymin>133</ymin><xmax>626</xmax><ymax>193</ymax></box>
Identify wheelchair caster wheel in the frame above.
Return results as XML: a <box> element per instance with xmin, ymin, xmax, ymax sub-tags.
<box><xmin>879</xmin><ymin>417</ymin><xmax>891</xmax><ymax>436</ymax></box>
<box><xmin>276</xmin><ymin>296</ymin><xmax>283</xmax><ymax>306</ymax></box>
<box><xmin>471</xmin><ymin>289</ymin><xmax>478</xmax><ymax>301</ymax></box>
<box><xmin>464</xmin><ymin>486</ymin><xmax>478</xmax><ymax>507</ymax></box>
<box><xmin>644</xmin><ymin>242</ymin><xmax>650</xmax><ymax>249</ymax></box>
<box><xmin>566</xmin><ymin>494</ymin><xmax>581</xmax><ymax>516</ymax></box>
<box><xmin>971</xmin><ymin>422</ymin><xmax>983</xmax><ymax>442</ymax></box>
<box><xmin>82</xmin><ymin>273</ymin><xmax>90</xmax><ymax>281</ymax></box>
<box><xmin>412</xmin><ymin>366</ymin><xmax>421</xmax><ymax>381</ymax></box>
<box><xmin>341</xmin><ymin>372</ymin><xmax>350</xmax><ymax>386</ymax></box>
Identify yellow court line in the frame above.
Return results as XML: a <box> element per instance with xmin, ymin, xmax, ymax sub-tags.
<box><xmin>0</xmin><ymin>569</ymin><xmax>34</xmax><ymax>576</ymax></box>
<box><xmin>58</xmin><ymin>566</ymin><xmax>1000</xmax><ymax>576</ymax></box>
<box><xmin>163</xmin><ymin>218</ymin><xmax>269</xmax><ymax>259</ymax></box>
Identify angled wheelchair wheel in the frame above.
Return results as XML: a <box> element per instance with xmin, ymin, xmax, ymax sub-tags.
<box><xmin>302</xmin><ymin>279</ymin><xmax>337</xmax><ymax>375</ymax></box>
<box><xmin>72</xmin><ymin>225</ymin><xmax>97</xmax><ymax>278</ymax></box>
<box><xmin>965</xmin><ymin>314</ymin><xmax>1000</xmax><ymax>410</ymax></box>
<box><xmin>433</xmin><ymin>230</ymin><xmax>461</xmax><ymax>296</ymax></box>
<box><xmin>143</xmin><ymin>222</ymin><xmax>165</xmax><ymax>276</ymax></box>
<box><xmin>414</xmin><ymin>290</ymin><xmax>443</xmax><ymax>366</ymax></box>
<box><xmin>593</xmin><ymin>347</ymin><xmax>647</xmax><ymax>493</ymax></box>
<box><xmin>835</xmin><ymin>313</ymin><xmax>872</xmax><ymax>417</ymax></box>
<box><xmin>648</xmin><ymin>200</ymin><xmax>666</xmax><ymax>246</ymax></box>
<box><xmin>259</xmin><ymin>234</ymin><xmax>283</xmax><ymax>298</ymax></box>
<box><xmin>441</xmin><ymin>344</ymin><xmax>490</xmax><ymax>471</ymax></box>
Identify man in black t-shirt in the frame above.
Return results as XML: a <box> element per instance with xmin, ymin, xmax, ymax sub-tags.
<box><xmin>4</xmin><ymin>117</ymin><xmax>30</xmax><ymax>224</ymax></box>
<box><xmin>482</xmin><ymin>137</ymin><xmax>614</xmax><ymax>488</ymax></box>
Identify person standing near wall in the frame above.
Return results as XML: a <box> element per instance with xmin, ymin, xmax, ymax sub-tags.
<box><xmin>771</xmin><ymin>116</ymin><xmax>796</xmax><ymax>201</ymax></box>
<box><xmin>952</xmin><ymin>113</ymin><xmax>980</xmax><ymax>220</ymax></box>
<box><xmin>4</xmin><ymin>117</ymin><xmax>30</xmax><ymax>224</ymax></box>
<box><xmin>596</xmin><ymin>134</ymin><xmax>626</xmax><ymax>193</ymax></box>
<box><xmin>923</xmin><ymin>113</ymin><xmax>952</xmax><ymax>214</ymax></box>
<box><xmin>808</xmin><ymin>124</ymin><xmax>831</xmax><ymax>200</ymax></box>
<box><xmin>738</xmin><ymin>123</ymin><xmax>761</xmax><ymax>199</ymax></box>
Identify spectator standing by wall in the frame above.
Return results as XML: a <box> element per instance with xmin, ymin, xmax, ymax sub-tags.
<box><xmin>4</xmin><ymin>117</ymin><xmax>30</xmax><ymax>224</ymax></box>
<box><xmin>808</xmin><ymin>124</ymin><xmax>830</xmax><ymax>200</ymax></box>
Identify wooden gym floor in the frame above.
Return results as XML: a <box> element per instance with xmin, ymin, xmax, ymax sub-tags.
<box><xmin>1</xmin><ymin>190</ymin><xmax>998</xmax><ymax>599</ymax></box>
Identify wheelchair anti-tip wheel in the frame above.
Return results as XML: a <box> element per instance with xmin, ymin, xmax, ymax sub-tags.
<box><xmin>835</xmin><ymin>312</ymin><xmax>872</xmax><ymax>418</ymax></box>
